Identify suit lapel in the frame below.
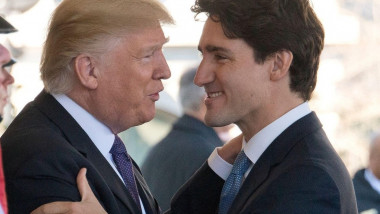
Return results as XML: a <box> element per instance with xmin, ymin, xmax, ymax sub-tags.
<box><xmin>228</xmin><ymin>112</ymin><xmax>323</xmax><ymax>213</ymax></box>
<box><xmin>133</xmin><ymin>163</ymin><xmax>159</xmax><ymax>214</ymax></box>
<box><xmin>87</xmin><ymin>148</ymin><xmax>142</xmax><ymax>213</ymax></box>
<box><xmin>228</xmin><ymin>150</ymin><xmax>271</xmax><ymax>213</ymax></box>
<box><xmin>33</xmin><ymin>90</ymin><xmax>143</xmax><ymax>213</ymax></box>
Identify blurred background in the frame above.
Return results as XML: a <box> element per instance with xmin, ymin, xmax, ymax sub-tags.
<box><xmin>0</xmin><ymin>0</ymin><xmax>379</xmax><ymax>174</ymax></box>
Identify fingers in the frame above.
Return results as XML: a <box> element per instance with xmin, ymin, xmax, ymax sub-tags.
<box><xmin>218</xmin><ymin>134</ymin><xmax>243</xmax><ymax>164</ymax></box>
<box><xmin>30</xmin><ymin>202</ymin><xmax>71</xmax><ymax>214</ymax></box>
<box><xmin>76</xmin><ymin>168</ymin><xmax>108</xmax><ymax>214</ymax></box>
<box><xmin>230</xmin><ymin>134</ymin><xmax>243</xmax><ymax>144</ymax></box>
<box><xmin>76</xmin><ymin>168</ymin><xmax>95</xmax><ymax>202</ymax></box>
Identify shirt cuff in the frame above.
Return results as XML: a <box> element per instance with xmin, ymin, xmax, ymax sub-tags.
<box><xmin>207</xmin><ymin>147</ymin><xmax>233</xmax><ymax>180</ymax></box>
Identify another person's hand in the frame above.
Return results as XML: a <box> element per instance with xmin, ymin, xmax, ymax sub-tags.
<box><xmin>31</xmin><ymin>168</ymin><xmax>107</xmax><ymax>214</ymax></box>
<box><xmin>217</xmin><ymin>134</ymin><xmax>243</xmax><ymax>164</ymax></box>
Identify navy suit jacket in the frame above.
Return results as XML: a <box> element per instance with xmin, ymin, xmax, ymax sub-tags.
<box><xmin>170</xmin><ymin>112</ymin><xmax>358</xmax><ymax>214</ymax></box>
<box><xmin>1</xmin><ymin>91</ymin><xmax>160</xmax><ymax>214</ymax></box>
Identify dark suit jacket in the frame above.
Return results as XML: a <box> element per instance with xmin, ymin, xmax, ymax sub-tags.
<box><xmin>353</xmin><ymin>168</ymin><xmax>380</xmax><ymax>213</ymax></box>
<box><xmin>170</xmin><ymin>112</ymin><xmax>358</xmax><ymax>214</ymax></box>
<box><xmin>141</xmin><ymin>114</ymin><xmax>223</xmax><ymax>211</ymax></box>
<box><xmin>1</xmin><ymin>91</ymin><xmax>160</xmax><ymax>214</ymax></box>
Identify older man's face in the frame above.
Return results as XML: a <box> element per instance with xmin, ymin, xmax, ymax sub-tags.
<box><xmin>94</xmin><ymin>25</ymin><xmax>171</xmax><ymax>133</ymax></box>
<box><xmin>0</xmin><ymin>44</ymin><xmax>15</xmax><ymax>117</ymax></box>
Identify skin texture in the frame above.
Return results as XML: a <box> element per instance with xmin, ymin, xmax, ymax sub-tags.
<box><xmin>0</xmin><ymin>44</ymin><xmax>15</xmax><ymax>117</ymax></box>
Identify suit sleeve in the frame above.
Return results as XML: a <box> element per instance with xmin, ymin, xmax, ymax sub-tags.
<box><xmin>4</xmin><ymin>137</ymin><xmax>83</xmax><ymax>213</ymax></box>
<box><xmin>251</xmin><ymin>165</ymin><xmax>342</xmax><ymax>214</ymax></box>
<box><xmin>167</xmin><ymin>162</ymin><xmax>224</xmax><ymax>214</ymax></box>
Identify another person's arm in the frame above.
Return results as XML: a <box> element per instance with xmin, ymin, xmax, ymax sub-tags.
<box><xmin>31</xmin><ymin>135</ymin><xmax>243</xmax><ymax>214</ymax></box>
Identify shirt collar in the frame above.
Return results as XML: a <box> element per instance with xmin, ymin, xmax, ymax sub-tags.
<box><xmin>52</xmin><ymin>93</ymin><xmax>115</xmax><ymax>157</ymax></box>
<box><xmin>243</xmin><ymin>102</ymin><xmax>311</xmax><ymax>164</ymax></box>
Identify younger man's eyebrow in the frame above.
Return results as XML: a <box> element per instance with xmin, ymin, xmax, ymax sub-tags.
<box><xmin>198</xmin><ymin>45</ymin><xmax>232</xmax><ymax>55</ymax></box>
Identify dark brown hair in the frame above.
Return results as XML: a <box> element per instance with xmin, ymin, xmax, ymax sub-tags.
<box><xmin>191</xmin><ymin>0</ymin><xmax>324</xmax><ymax>100</ymax></box>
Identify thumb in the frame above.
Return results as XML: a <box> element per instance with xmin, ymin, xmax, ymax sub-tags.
<box><xmin>77</xmin><ymin>168</ymin><xmax>95</xmax><ymax>202</ymax></box>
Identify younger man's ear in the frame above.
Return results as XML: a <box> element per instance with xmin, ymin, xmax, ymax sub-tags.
<box><xmin>74</xmin><ymin>54</ymin><xmax>98</xmax><ymax>90</ymax></box>
<box><xmin>270</xmin><ymin>50</ymin><xmax>293</xmax><ymax>81</ymax></box>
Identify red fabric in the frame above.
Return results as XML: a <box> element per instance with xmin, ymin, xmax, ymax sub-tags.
<box><xmin>0</xmin><ymin>148</ymin><xmax>7</xmax><ymax>214</ymax></box>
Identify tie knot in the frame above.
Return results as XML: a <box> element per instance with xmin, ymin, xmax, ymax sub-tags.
<box><xmin>110</xmin><ymin>135</ymin><xmax>127</xmax><ymax>154</ymax></box>
<box><xmin>231</xmin><ymin>150</ymin><xmax>251</xmax><ymax>175</ymax></box>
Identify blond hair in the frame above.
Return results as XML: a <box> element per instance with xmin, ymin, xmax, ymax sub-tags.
<box><xmin>41</xmin><ymin>0</ymin><xmax>173</xmax><ymax>93</ymax></box>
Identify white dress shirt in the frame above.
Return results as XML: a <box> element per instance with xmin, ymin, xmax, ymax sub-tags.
<box><xmin>208</xmin><ymin>102</ymin><xmax>311</xmax><ymax>180</ymax></box>
<box><xmin>53</xmin><ymin>94</ymin><xmax>146</xmax><ymax>213</ymax></box>
<box><xmin>365</xmin><ymin>169</ymin><xmax>380</xmax><ymax>195</ymax></box>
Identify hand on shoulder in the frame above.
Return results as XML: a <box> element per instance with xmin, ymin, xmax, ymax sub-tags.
<box><xmin>217</xmin><ymin>134</ymin><xmax>243</xmax><ymax>164</ymax></box>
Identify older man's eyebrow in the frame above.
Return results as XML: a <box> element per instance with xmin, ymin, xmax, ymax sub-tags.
<box><xmin>2</xmin><ymin>58</ymin><xmax>16</xmax><ymax>68</ymax></box>
<box><xmin>141</xmin><ymin>37</ymin><xmax>170</xmax><ymax>53</ymax></box>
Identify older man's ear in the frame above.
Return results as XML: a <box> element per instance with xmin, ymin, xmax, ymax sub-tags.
<box><xmin>74</xmin><ymin>54</ymin><xmax>99</xmax><ymax>90</ymax></box>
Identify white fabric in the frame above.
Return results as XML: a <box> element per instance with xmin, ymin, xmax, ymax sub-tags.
<box><xmin>0</xmin><ymin>205</ymin><xmax>4</xmax><ymax>214</ymax></box>
<box><xmin>365</xmin><ymin>169</ymin><xmax>380</xmax><ymax>195</ymax></box>
<box><xmin>53</xmin><ymin>94</ymin><xmax>146</xmax><ymax>213</ymax></box>
<box><xmin>208</xmin><ymin>102</ymin><xmax>311</xmax><ymax>180</ymax></box>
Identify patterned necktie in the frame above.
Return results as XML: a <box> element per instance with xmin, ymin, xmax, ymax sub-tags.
<box><xmin>110</xmin><ymin>135</ymin><xmax>141</xmax><ymax>210</ymax></box>
<box><xmin>218</xmin><ymin>150</ymin><xmax>252</xmax><ymax>214</ymax></box>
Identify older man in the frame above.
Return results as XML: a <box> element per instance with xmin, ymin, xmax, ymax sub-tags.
<box><xmin>0</xmin><ymin>0</ymin><xmax>173</xmax><ymax>213</ymax></box>
<box><xmin>0</xmin><ymin>17</ymin><xmax>16</xmax><ymax>123</ymax></box>
<box><xmin>0</xmin><ymin>16</ymin><xmax>17</xmax><ymax>214</ymax></box>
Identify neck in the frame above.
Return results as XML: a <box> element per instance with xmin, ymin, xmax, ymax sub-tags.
<box><xmin>237</xmin><ymin>94</ymin><xmax>304</xmax><ymax>141</ymax></box>
<box><xmin>66</xmin><ymin>89</ymin><xmax>122</xmax><ymax>134</ymax></box>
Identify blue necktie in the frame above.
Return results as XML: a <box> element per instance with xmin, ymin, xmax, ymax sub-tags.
<box><xmin>219</xmin><ymin>150</ymin><xmax>252</xmax><ymax>214</ymax></box>
<box><xmin>110</xmin><ymin>135</ymin><xmax>141</xmax><ymax>210</ymax></box>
